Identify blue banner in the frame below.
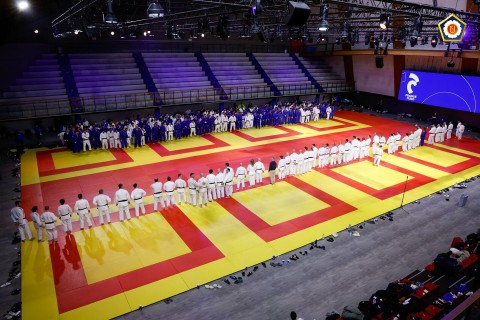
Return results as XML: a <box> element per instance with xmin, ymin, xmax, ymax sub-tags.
<box><xmin>398</xmin><ymin>70</ymin><xmax>480</xmax><ymax>114</ymax></box>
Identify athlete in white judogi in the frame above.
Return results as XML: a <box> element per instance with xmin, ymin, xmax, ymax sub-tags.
<box><xmin>151</xmin><ymin>178</ymin><xmax>165</xmax><ymax>211</ymax></box>
<box><xmin>11</xmin><ymin>201</ymin><xmax>33</xmax><ymax>241</ymax></box>
<box><xmin>197</xmin><ymin>173</ymin><xmax>209</xmax><ymax>207</ymax></box>
<box><xmin>57</xmin><ymin>199</ymin><xmax>73</xmax><ymax>233</ymax></box>
<box><xmin>130</xmin><ymin>184</ymin><xmax>146</xmax><ymax>217</ymax></box>
<box><xmin>174</xmin><ymin>174</ymin><xmax>186</xmax><ymax>205</ymax></box>
<box><xmin>215</xmin><ymin>169</ymin><xmax>225</xmax><ymax>198</ymax></box>
<box><xmin>164</xmin><ymin>177</ymin><xmax>176</xmax><ymax>207</ymax></box>
<box><xmin>93</xmin><ymin>189</ymin><xmax>112</xmax><ymax>224</ymax></box>
<box><xmin>235</xmin><ymin>163</ymin><xmax>247</xmax><ymax>190</ymax></box>
<box><xmin>74</xmin><ymin>193</ymin><xmax>92</xmax><ymax>229</ymax></box>
<box><xmin>30</xmin><ymin>206</ymin><xmax>43</xmax><ymax>241</ymax></box>
<box><xmin>254</xmin><ymin>158</ymin><xmax>265</xmax><ymax>183</ymax></box>
<box><xmin>115</xmin><ymin>184</ymin><xmax>131</xmax><ymax>221</ymax></box>
<box><xmin>41</xmin><ymin>206</ymin><xmax>58</xmax><ymax>243</ymax></box>
<box><xmin>206</xmin><ymin>169</ymin><xmax>217</xmax><ymax>201</ymax></box>
<box><xmin>187</xmin><ymin>173</ymin><xmax>197</xmax><ymax>206</ymax></box>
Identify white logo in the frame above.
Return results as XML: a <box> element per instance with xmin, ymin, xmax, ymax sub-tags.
<box><xmin>407</xmin><ymin>73</ymin><xmax>419</xmax><ymax>94</ymax></box>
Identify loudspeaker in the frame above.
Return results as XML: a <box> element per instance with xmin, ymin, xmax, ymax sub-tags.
<box><xmin>284</xmin><ymin>1</ymin><xmax>311</xmax><ymax>26</ymax></box>
<box><xmin>375</xmin><ymin>56</ymin><xmax>384</xmax><ymax>68</ymax></box>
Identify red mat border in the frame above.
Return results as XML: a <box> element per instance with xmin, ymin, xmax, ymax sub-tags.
<box><xmin>53</xmin><ymin>206</ymin><xmax>224</xmax><ymax>313</ymax></box>
<box><xmin>218</xmin><ymin>178</ymin><xmax>357</xmax><ymax>242</ymax></box>
<box><xmin>148</xmin><ymin>134</ymin><xmax>230</xmax><ymax>156</ymax></box>
<box><xmin>37</xmin><ymin>148</ymin><xmax>134</xmax><ymax>177</ymax></box>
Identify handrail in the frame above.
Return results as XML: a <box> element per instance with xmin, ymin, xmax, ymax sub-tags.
<box><xmin>0</xmin><ymin>81</ymin><xmax>352</xmax><ymax>121</ymax></box>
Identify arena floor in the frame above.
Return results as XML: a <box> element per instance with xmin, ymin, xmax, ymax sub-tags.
<box><xmin>20</xmin><ymin>111</ymin><xmax>480</xmax><ymax>320</ymax></box>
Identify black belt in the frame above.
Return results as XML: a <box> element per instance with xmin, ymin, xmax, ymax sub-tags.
<box><xmin>45</xmin><ymin>221</ymin><xmax>55</xmax><ymax>224</ymax></box>
<box><xmin>177</xmin><ymin>187</ymin><xmax>184</xmax><ymax>189</ymax></box>
<box><xmin>209</xmin><ymin>183</ymin><xmax>215</xmax><ymax>185</ymax></box>
<box><xmin>118</xmin><ymin>200</ymin><xmax>128</xmax><ymax>202</ymax></box>
<box><xmin>78</xmin><ymin>207</ymin><xmax>87</xmax><ymax>210</ymax></box>
<box><xmin>98</xmin><ymin>204</ymin><xmax>108</xmax><ymax>207</ymax></box>
<box><xmin>134</xmin><ymin>198</ymin><xmax>142</xmax><ymax>201</ymax></box>
<box><xmin>154</xmin><ymin>191</ymin><xmax>162</xmax><ymax>194</ymax></box>
<box><xmin>237</xmin><ymin>174</ymin><xmax>244</xmax><ymax>176</ymax></box>
<box><xmin>61</xmin><ymin>213</ymin><xmax>71</xmax><ymax>216</ymax></box>
<box><xmin>226</xmin><ymin>180</ymin><xmax>232</xmax><ymax>184</ymax></box>
<box><xmin>189</xmin><ymin>187</ymin><xmax>196</xmax><ymax>190</ymax></box>
<box><xmin>165</xmin><ymin>190</ymin><xmax>173</xmax><ymax>193</ymax></box>
<box><xmin>83</xmin><ymin>139</ymin><xmax>89</xmax><ymax>141</ymax></box>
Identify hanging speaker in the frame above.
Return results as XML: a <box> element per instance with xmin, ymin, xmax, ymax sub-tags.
<box><xmin>375</xmin><ymin>56</ymin><xmax>384</xmax><ymax>68</ymax></box>
<box><xmin>284</xmin><ymin>1</ymin><xmax>311</xmax><ymax>26</ymax></box>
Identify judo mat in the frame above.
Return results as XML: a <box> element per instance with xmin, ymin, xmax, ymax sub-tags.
<box><xmin>20</xmin><ymin>111</ymin><xmax>480</xmax><ymax>320</ymax></box>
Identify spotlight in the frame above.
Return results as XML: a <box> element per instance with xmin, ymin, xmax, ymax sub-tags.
<box><xmin>318</xmin><ymin>4</ymin><xmax>329</xmax><ymax>32</ymax></box>
<box><xmin>110</xmin><ymin>31</ymin><xmax>115</xmax><ymax>36</ymax></box>
<box><xmin>34</xmin><ymin>29</ymin><xmax>39</xmax><ymax>34</ymax></box>
<box><xmin>16</xmin><ymin>1</ymin><xmax>29</xmax><ymax>11</ymax></box>
<box><xmin>143</xmin><ymin>31</ymin><xmax>147</xmax><ymax>36</ymax></box>
<box><xmin>74</xmin><ymin>30</ymin><xmax>79</xmax><ymax>35</ymax></box>
<box><xmin>447</xmin><ymin>59</ymin><xmax>455</xmax><ymax>68</ymax></box>
<box><xmin>379</xmin><ymin>13</ymin><xmax>391</xmax><ymax>29</ymax></box>
<box><xmin>201</xmin><ymin>33</ymin><xmax>205</xmax><ymax>38</ymax></box>
<box><xmin>147</xmin><ymin>0</ymin><xmax>165</xmax><ymax>18</ymax></box>
<box><xmin>147</xmin><ymin>30</ymin><xmax>151</xmax><ymax>34</ymax></box>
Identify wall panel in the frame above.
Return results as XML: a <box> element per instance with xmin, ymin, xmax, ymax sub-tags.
<box><xmin>352</xmin><ymin>55</ymin><xmax>395</xmax><ymax>96</ymax></box>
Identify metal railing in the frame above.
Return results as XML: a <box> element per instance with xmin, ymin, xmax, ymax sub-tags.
<box><xmin>0</xmin><ymin>81</ymin><xmax>352</xmax><ymax>120</ymax></box>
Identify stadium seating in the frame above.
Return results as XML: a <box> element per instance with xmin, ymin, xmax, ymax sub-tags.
<box><xmin>142</xmin><ymin>52</ymin><xmax>215</xmax><ymax>104</ymax></box>
<box><xmin>0</xmin><ymin>53</ymin><xmax>70</xmax><ymax>117</ymax></box>
<box><xmin>252</xmin><ymin>53</ymin><xmax>318</xmax><ymax>95</ymax></box>
<box><xmin>295</xmin><ymin>55</ymin><xmax>351</xmax><ymax>93</ymax></box>
<box><xmin>203</xmin><ymin>53</ymin><xmax>271</xmax><ymax>100</ymax></box>
<box><xmin>69</xmin><ymin>53</ymin><xmax>153</xmax><ymax>111</ymax></box>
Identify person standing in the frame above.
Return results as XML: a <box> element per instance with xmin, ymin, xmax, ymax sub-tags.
<box><xmin>74</xmin><ymin>194</ymin><xmax>92</xmax><ymax>229</ymax></box>
<box><xmin>254</xmin><ymin>158</ymin><xmax>265</xmax><ymax>183</ymax></box>
<box><xmin>115</xmin><ymin>184</ymin><xmax>131</xmax><ymax>221</ymax></box>
<box><xmin>30</xmin><ymin>206</ymin><xmax>43</xmax><ymax>242</ymax></box>
<box><xmin>215</xmin><ymin>168</ymin><xmax>225</xmax><ymax>198</ymax></box>
<box><xmin>93</xmin><ymin>189</ymin><xmax>112</xmax><ymax>224</ymax></box>
<box><xmin>174</xmin><ymin>174</ymin><xmax>187</xmax><ymax>205</ymax></box>
<box><xmin>164</xmin><ymin>176</ymin><xmax>176</xmax><ymax>207</ymax></box>
<box><xmin>278</xmin><ymin>155</ymin><xmax>286</xmax><ymax>180</ymax></box>
<box><xmin>268</xmin><ymin>157</ymin><xmax>277</xmax><ymax>185</ymax></box>
<box><xmin>247</xmin><ymin>159</ymin><xmax>256</xmax><ymax>188</ymax></box>
<box><xmin>151</xmin><ymin>178</ymin><xmax>165</xmax><ymax>211</ymax></box>
<box><xmin>447</xmin><ymin>121</ymin><xmax>453</xmax><ymax>140</ymax></box>
<box><xmin>223</xmin><ymin>164</ymin><xmax>234</xmax><ymax>197</ymax></box>
<box><xmin>187</xmin><ymin>173</ymin><xmax>198</xmax><ymax>206</ymax></box>
<box><xmin>57</xmin><ymin>198</ymin><xmax>73</xmax><ymax>233</ymax></box>
<box><xmin>82</xmin><ymin>128</ymin><xmax>92</xmax><ymax>152</ymax></box>
<box><xmin>130</xmin><ymin>183</ymin><xmax>146</xmax><ymax>217</ymax></box>
<box><xmin>330</xmin><ymin>143</ymin><xmax>338</xmax><ymax>166</ymax></box>
<box><xmin>373</xmin><ymin>146</ymin><xmax>383</xmax><ymax>166</ymax></box>
<box><xmin>11</xmin><ymin>201</ymin><xmax>33</xmax><ymax>242</ymax></box>
<box><xmin>197</xmin><ymin>173</ymin><xmax>209</xmax><ymax>207</ymax></box>
<box><xmin>420</xmin><ymin>127</ymin><xmax>427</xmax><ymax>146</ymax></box>
<box><xmin>428</xmin><ymin>125</ymin><xmax>436</xmax><ymax>144</ymax></box>
<box><xmin>235</xmin><ymin>163</ymin><xmax>247</xmax><ymax>190</ymax></box>
<box><xmin>206</xmin><ymin>169</ymin><xmax>217</xmax><ymax>201</ymax></box>
<box><xmin>41</xmin><ymin>206</ymin><xmax>58</xmax><ymax>243</ymax></box>
<box><xmin>457</xmin><ymin>122</ymin><xmax>465</xmax><ymax>140</ymax></box>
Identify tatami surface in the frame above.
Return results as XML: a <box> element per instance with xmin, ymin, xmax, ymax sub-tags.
<box><xmin>20</xmin><ymin>111</ymin><xmax>480</xmax><ymax>320</ymax></box>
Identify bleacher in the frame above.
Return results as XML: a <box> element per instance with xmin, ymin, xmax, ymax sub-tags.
<box><xmin>327</xmin><ymin>233</ymin><xmax>480</xmax><ymax>320</ymax></box>
<box><xmin>142</xmin><ymin>52</ymin><xmax>215</xmax><ymax>104</ymax></box>
<box><xmin>252</xmin><ymin>53</ymin><xmax>318</xmax><ymax>95</ymax></box>
<box><xmin>203</xmin><ymin>53</ymin><xmax>271</xmax><ymax>100</ymax></box>
<box><xmin>69</xmin><ymin>53</ymin><xmax>153</xmax><ymax>111</ymax></box>
<box><xmin>0</xmin><ymin>53</ymin><xmax>69</xmax><ymax>117</ymax></box>
<box><xmin>296</xmin><ymin>55</ymin><xmax>351</xmax><ymax>93</ymax></box>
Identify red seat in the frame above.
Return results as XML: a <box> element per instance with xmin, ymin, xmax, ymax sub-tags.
<box><xmin>425</xmin><ymin>263</ymin><xmax>435</xmax><ymax>272</ymax></box>
<box><xmin>411</xmin><ymin>282</ymin><xmax>439</xmax><ymax>299</ymax></box>
<box><xmin>451</xmin><ymin>237</ymin><xmax>464</xmax><ymax>248</ymax></box>
<box><xmin>425</xmin><ymin>304</ymin><xmax>443</xmax><ymax>316</ymax></box>
<box><xmin>460</xmin><ymin>254</ymin><xmax>478</xmax><ymax>269</ymax></box>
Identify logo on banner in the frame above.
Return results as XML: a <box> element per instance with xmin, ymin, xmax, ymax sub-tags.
<box><xmin>438</xmin><ymin>14</ymin><xmax>467</xmax><ymax>42</ymax></box>
<box><xmin>405</xmin><ymin>73</ymin><xmax>419</xmax><ymax>101</ymax></box>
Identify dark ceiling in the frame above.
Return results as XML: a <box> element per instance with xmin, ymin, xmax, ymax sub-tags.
<box><xmin>2</xmin><ymin>1</ymin><xmax>480</xmax><ymax>46</ymax></box>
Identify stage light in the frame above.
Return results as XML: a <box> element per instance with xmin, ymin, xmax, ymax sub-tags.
<box><xmin>147</xmin><ymin>30</ymin><xmax>151</xmax><ymax>34</ymax></box>
<box><xmin>17</xmin><ymin>1</ymin><xmax>29</xmax><ymax>11</ymax></box>
<box><xmin>110</xmin><ymin>31</ymin><xmax>115</xmax><ymax>36</ymax></box>
<box><xmin>447</xmin><ymin>59</ymin><xmax>455</xmax><ymax>68</ymax></box>
<box><xmin>379</xmin><ymin>13</ymin><xmax>391</xmax><ymax>29</ymax></box>
<box><xmin>143</xmin><ymin>31</ymin><xmax>147</xmax><ymax>36</ymax></box>
<box><xmin>105</xmin><ymin>0</ymin><xmax>117</xmax><ymax>24</ymax></box>
<box><xmin>34</xmin><ymin>29</ymin><xmax>39</xmax><ymax>34</ymax></box>
<box><xmin>318</xmin><ymin>4</ymin><xmax>329</xmax><ymax>32</ymax></box>
<box><xmin>201</xmin><ymin>33</ymin><xmax>205</xmax><ymax>38</ymax></box>
<box><xmin>74</xmin><ymin>30</ymin><xmax>80</xmax><ymax>35</ymax></box>
<box><xmin>147</xmin><ymin>0</ymin><xmax>165</xmax><ymax>18</ymax></box>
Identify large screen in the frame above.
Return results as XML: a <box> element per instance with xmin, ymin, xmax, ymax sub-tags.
<box><xmin>398</xmin><ymin>70</ymin><xmax>480</xmax><ymax>114</ymax></box>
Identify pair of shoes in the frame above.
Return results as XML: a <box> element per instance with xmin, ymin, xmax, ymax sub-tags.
<box><xmin>223</xmin><ymin>279</ymin><xmax>231</xmax><ymax>285</ymax></box>
<box><xmin>205</xmin><ymin>284</ymin><xmax>214</xmax><ymax>289</ymax></box>
<box><xmin>212</xmin><ymin>284</ymin><xmax>222</xmax><ymax>288</ymax></box>
<box><xmin>290</xmin><ymin>254</ymin><xmax>300</xmax><ymax>261</ymax></box>
<box><xmin>326</xmin><ymin>237</ymin><xmax>334</xmax><ymax>242</ymax></box>
<box><xmin>234</xmin><ymin>277</ymin><xmax>243</xmax><ymax>284</ymax></box>
<box><xmin>317</xmin><ymin>245</ymin><xmax>326</xmax><ymax>250</ymax></box>
<box><xmin>246</xmin><ymin>272</ymin><xmax>253</xmax><ymax>277</ymax></box>
<box><xmin>261</xmin><ymin>262</ymin><xmax>267</xmax><ymax>268</ymax></box>
<box><xmin>253</xmin><ymin>265</ymin><xmax>259</xmax><ymax>272</ymax></box>
<box><xmin>229</xmin><ymin>275</ymin><xmax>237</xmax><ymax>280</ymax></box>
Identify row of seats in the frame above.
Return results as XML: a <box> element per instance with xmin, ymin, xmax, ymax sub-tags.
<box><xmin>327</xmin><ymin>233</ymin><xmax>479</xmax><ymax>320</ymax></box>
<box><xmin>0</xmin><ymin>52</ymin><xmax>349</xmax><ymax>114</ymax></box>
